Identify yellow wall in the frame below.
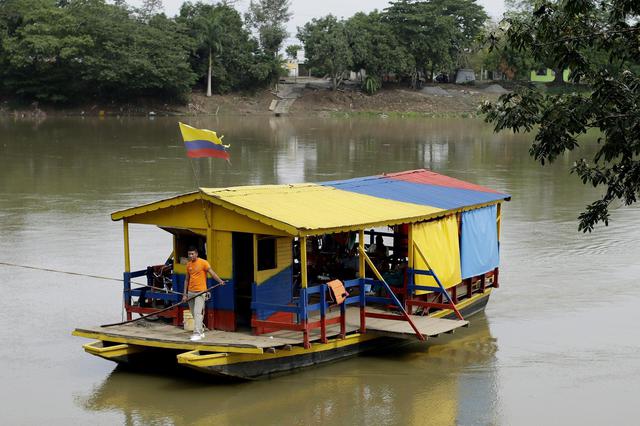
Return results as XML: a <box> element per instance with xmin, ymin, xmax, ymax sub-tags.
<box><xmin>126</xmin><ymin>201</ymin><xmax>209</xmax><ymax>229</ymax></box>
<box><xmin>211</xmin><ymin>206</ymin><xmax>290</xmax><ymax>236</ymax></box>
<box><xmin>210</xmin><ymin>230</ymin><xmax>233</xmax><ymax>277</ymax></box>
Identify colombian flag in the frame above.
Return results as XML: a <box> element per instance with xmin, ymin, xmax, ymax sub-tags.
<box><xmin>179</xmin><ymin>122</ymin><xmax>230</xmax><ymax>160</ymax></box>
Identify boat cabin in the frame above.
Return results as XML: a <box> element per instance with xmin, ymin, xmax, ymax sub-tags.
<box><xmin>110</xmin><ymin>169</ymin><xmax>510</xmax><ymax>347</ymax></box>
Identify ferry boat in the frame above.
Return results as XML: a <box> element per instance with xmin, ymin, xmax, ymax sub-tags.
<box><xmin>73</xmin><ymin>169</ymin><xmax>510</xmax><ymax>380</ymax></box>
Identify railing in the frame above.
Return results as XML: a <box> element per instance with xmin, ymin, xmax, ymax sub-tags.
<box><xmin>405</xmin><ymin>268</ymin><xmax>464</xmax><ymax>320</ymax></box>
<box><xmin>251</xmin><ymin>279</ymin><xmax>365</xmax><ymax>348</ymax></box>
<box><xmin>251</xmin><ymin>267</ymin><xmax>429</xmax><ymax>348</ymax></box>
<box><xmin>123</xmin><ymin>268</ymin><xmax>183</xmax><ymax>323</ymax></box>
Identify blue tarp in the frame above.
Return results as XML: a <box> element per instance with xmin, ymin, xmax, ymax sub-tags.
<box><xmin>323</xmin><ymin>178</ymin><xmax>506</xmax><ymax>210</ymax></box>
<box><xmin>460</xmin><ymin>205</ymin><xmax>499</xmax><ymax>279</ymax></box>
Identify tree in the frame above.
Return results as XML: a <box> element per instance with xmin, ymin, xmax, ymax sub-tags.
<box><xmin>179</xmin><ymin>2</ymin><xmax>229</xmax><ymax>97</ymax></box>
<box><xmin>179</xmin><ymin>1</ymin><xmax>274</xmax><ymax>94</ymax></box>
<box><xmin>245</xmin><ymin>0</ymin><xmax>291</xmax><ymax>57</ymax></box>
<box><xmin>0</xmin><ymin>0</ymin><xmax>93</xmax><ymax>102</ymax></box>
<box><xmin>285</xmin><ymin>44</ymin><xmax>301</xmax><ymax>59</ymax></box>
<box><xmin>481</xmin><ymin>0</ymin><xmax>640</xmax><ymax>232</ymax></box>
<box><xmin>297</xmin><ymin>15</ymin><xmax>352</xmax><ymax>90</ymax></box>
<box><xmin>473</xmin><ymin>19</ymin><xmax>536</xmax><ymax>80</ymax></box>
<box><xmin>344</xmin><ymin>11</ymin><xmax>414</xmax><ymax>92</ymax></box>
<box><xmin>385</xmin><ymin>0</ymin><xmax>488</xmax><ymax>85</ymax></box>
<box><xmin>137</xmin><ymin>0</ymin><xmax>164</xmax><ymax>22</ymax></box>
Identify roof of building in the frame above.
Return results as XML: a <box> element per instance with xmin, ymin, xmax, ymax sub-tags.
<box><xmin>112</xmin><ymin>169</ymin><xmax>510</xmax><ymax>236</ymax></box>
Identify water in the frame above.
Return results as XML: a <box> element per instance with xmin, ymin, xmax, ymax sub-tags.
<box><xmin>1</xmin><ymin>116</ymin><xmax>639</xmax><ymax>425</ymax></box>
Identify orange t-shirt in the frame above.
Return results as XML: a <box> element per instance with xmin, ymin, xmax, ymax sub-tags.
<box><xmin>186</xmin><ymin>258</ymin><xmax>211</xmax><ymax>292</ymax></box>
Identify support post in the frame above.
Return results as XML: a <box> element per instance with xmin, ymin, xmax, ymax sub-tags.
<box><xmin>406</xmin><ymin>224</ymin><xmax>414</xmax><ymax>314</ymax></box>
<box><xmin>300</xmin><ymin>237</ymin><xmax>310</xmax><ymax>348</ymax></box>
<box><xmin>206</xmin><ymin>226</ymin><xmax>215</xmax><ymax>330</ymax></box>
<box><xmin>497</xmin><ymin>202</ymin><xmax>502</xmax><ymax>241</ymax></box>
<box><xmin>123</xmin><ymin>220</ymin><xmax>132</xmax><ymax>321</ymax></box>
<box><xmin>320</xmin><ymin>284</ymin><xmax>327</xmax><ymax>343</ymax></box>
<box><xmin>123</xmin><ymin>220</ymin><xmax>130</xmax><ymax>273</ymax></box>
<box><xmin>358</xmin><ymin>229</ymin><xmax>366</xmax><ymax>334</ymax></box>
<box><xmin>300</xmin><ymin>236</ymin><xmax>307</xmax><ymax>289</ymax></box>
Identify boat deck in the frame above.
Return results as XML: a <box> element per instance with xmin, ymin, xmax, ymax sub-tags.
<box><xmin>73</xmin><ymin>307</ymin><xmax>468</xmax><ymax>354</ymax></box>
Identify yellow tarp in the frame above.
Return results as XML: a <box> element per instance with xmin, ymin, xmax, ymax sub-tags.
<box><xmin>201</xmin><ymin>184</ymin><xmax>444</xmax><ymax>233</ymax></box>
<box><xmin>413</xmin><ymin>216</ymin><xmax>462</xmax><ymax>293</ymax></box>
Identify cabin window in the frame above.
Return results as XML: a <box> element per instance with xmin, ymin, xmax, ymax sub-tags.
<box><xmin>174</xmin><ymin>233</ymin><xmax>206</xmax><ymax>262</ymax></box>
<box><xmin>257</xmin><ymin>237</ymin><xmax>277</xmax><ymax>271</ymax></box>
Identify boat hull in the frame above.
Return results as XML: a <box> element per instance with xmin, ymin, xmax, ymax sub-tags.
<box><xmin>79</xmin><ymin>290</ymin><xmax>491</xmax><ymax>380</ymax></box>
<box><xmin>177</xmin><ymin>291</ymin><xmax>491</xmax><ymax>380</ymax></box>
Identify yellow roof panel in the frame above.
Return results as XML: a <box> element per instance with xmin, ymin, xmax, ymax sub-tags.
<box><xmin>201</xmin><ymin>183</ymin><xmax>444</xmax><ymax>233</ymax></box>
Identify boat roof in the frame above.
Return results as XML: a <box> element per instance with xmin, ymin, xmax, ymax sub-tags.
<box><xmin>112</xmin><ymin>169</ymin><xmax>510</xmax><ymax>236</ymax></box>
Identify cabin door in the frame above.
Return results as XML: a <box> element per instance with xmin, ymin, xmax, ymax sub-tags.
<box><xmin>232</xmin><ymin>232</ymin><xmax>254</xmax><ymax>327</ymax></box>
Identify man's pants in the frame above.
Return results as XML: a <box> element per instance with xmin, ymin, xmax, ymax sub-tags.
<box><xmin>187</xmin><ymin>292</ymin><xmax>205</xmax><ymax>335</ymax></box>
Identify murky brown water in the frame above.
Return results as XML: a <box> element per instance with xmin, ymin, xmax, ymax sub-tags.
<box><xmin>1</xmin><ymin>116</ymin><xmax>639</xmax><ymax>425</ymax></box>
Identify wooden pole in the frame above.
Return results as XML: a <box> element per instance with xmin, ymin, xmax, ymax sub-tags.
<box><xmin>497</xmin><ymin>202</ymin><xmax>502</xmax><ymax>241</ymax></box>
<box><xmin>358</xmin><ymin>230</ymin><xmax>365</xmax><ymax>279</ymax></box>
<box><xmin>300</xmin><ymin>236</ymin><xmax>308</xmax><ymax>288</ymax></box>
<box><xmin>123</xmin><ymin>220</ymin><xmax>131</xmax><ymax>273</ymax></box>
<box><xmin>358</xmin><ymin>230</ymin><xmax>365</xmax><ymax>333</ymax></box>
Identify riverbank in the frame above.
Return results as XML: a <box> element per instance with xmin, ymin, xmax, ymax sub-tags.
<box><xmin>0</xmin><ymin>81</ymin><xmax>508</xmax><ymax>119</ymax></box>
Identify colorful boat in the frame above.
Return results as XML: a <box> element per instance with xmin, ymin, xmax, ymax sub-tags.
<box><xmin>73</xmin><ymin>169</ymin><xmax>510</xmax><ymax>379</ymax></box>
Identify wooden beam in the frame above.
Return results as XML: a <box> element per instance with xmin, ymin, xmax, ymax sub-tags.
<box><xmin>358</xmin><ymin>230</ymin><xmax>365</xmax><ymax>279</ymax></box>
<box><xmin>497</xmin><ymin>202</ymin><xmax>502</xmax><ymax>241</ymax></box>
<box><xmin>123</xmin><ymin>220</ymin><xmax>131</xmax><ymax>273</ymax></box>
<box><xmin>300</xmin><ymin>236</ymin><xmax>308</xmax><ymax>288</ymax></box>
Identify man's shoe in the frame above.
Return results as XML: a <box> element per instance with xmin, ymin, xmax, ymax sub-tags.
<box><xmin>190</xmin><ymin>333</ymin><xmax>203</xmax><ymax>341</ymax></box>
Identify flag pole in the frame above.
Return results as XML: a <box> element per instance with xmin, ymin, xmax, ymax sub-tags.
<box><xmin>186</xmin><ymin>146</ymin><xmax>212</xmax><ymax>230</ymax></box>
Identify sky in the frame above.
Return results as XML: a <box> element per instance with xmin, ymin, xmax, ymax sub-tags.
<box><xmin>138</xmin><ymin>0</ymin><xmax>507</xmax><ymax>47</ymax></box>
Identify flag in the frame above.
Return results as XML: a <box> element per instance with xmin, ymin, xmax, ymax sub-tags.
<box><xmin>178</xmin><ymin>122</ymin><xmax>230</xmax><ymax>160</ymax></box>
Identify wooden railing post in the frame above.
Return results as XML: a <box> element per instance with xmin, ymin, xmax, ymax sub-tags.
<box><xmin>358</xmin><ymin>230</ymin><xmax>366</xmax><ymax>334</ymax></box>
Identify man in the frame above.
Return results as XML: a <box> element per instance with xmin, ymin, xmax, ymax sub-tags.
<box><xmin>183</xmin><ymin>246</ymin><xmax>225</xmax><ymax>341</ymax></box>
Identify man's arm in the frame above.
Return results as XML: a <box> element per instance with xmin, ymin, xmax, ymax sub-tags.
<box><xmin>207</xmin><ymin>268</ymin><xmax>225</xmax><ymax>285</ymax></box>
<box><xmin>182</xmin><ymin>272</ymin><xmax>190</xmax><ymax>301</ymax></box>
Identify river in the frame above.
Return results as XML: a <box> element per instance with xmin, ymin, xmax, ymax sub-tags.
<box><xmin>1</xmin><ymin>115</ymin><xmax>639</xmax><ymax>425</ymax></box>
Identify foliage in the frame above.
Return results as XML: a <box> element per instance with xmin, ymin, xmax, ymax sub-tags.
<box><xmin>481</xmin><ymin>0</ymin><xmax>640</xmax><ymax>232</ymax></box>
<box><xmin>285</xmin><ymin>43</ymin><xmax>301</xmax><ymax>59</ymax></box>
<box><xmin>178</xmin><ymin>2</ymin><xmax>275</xmax><ymax>94</ymax></box>
<box><xmin>245</xmin><ymin>0</ymin><xmax>291</xmax><ymax>57</ymax></box>
<box><xmin>344</xmin><ymin>11</ymin><xmax>414</xmax><ymax>86</ymax></box>
<box><xmin>363</xmin><ymin>75</ymin><xmax>381</xmax><ymax>95</ymax></box>
<box><xmin>385</xmin><ymin>0</ymin><xmax>488</xmax><ymax>83</ymax></box>
<box><xmin>297</xmin><ymin>15</ymin><xmax>353</xmax><ymax>90</ymax></box>
<box><xmin>0</xmin><ymin>0</ymin><xmax>196</xmax><ymax>102</ymax></box>
<box><xmin>473</xmin><ymin>20</ymin><xmax>536</xmax><ymax>79</ymax></box>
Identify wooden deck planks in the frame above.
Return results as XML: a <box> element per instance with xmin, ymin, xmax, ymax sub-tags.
<box><xmin>75</xmin><ymin>322</ymin><xmax>300</xmax><ymax>349</ymax></box>
<box><xmin>344</xmin><ymin>307</ymin><xmax>468</xmax><ymax>339</ymax></box>
<box><xmin>75</xmin><ymin>306</ymin><xmax>468</xmax><ymax>349</ymax></box>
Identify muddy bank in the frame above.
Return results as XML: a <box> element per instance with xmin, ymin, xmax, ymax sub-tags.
<box><xmin>1</xmin><ymin>82</ymin><xmax>506</xmax><ymax>118</ymax></box>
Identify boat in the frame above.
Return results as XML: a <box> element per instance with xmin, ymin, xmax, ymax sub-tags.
<box><xmin>73</xmin><ymin>169</ymin><xmax>510</xmax><ymax>380</ymax></box>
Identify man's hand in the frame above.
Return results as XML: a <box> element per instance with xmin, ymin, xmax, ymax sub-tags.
<box><xmin>181</xmin><ymin>294</ymin><xmax>187</xmax><ymax>303</ymax></box>
<box><xmin>218</xmin><ymin>279</ymin><xmax>226</xmax><ymax>286</ymax></box>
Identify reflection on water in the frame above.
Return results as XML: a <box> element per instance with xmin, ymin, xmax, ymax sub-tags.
<box><xmin>79</xmin><ymin>316</ymin><xmax>497</xmax><ymax>426</ymax></box>
<box><xmin>2</xmin><ymin>116</ymin><xmax>640</xmax><ymax>424</ymax></box>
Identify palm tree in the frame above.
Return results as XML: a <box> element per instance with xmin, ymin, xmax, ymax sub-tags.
<box><xmin>194</xmin><ymin>9</ymin><xmax>224</xmax><ymax>97</ymax></box>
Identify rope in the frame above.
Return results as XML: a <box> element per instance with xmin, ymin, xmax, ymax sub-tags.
<box><xmin>100</xmin><ymin>282</ymin><xmax>224</xmax><ymax>328</ymax></box>
<box><xmin>0</xmin><ymin>261</ymin><xmax>183</xmax><ymax>295</ymax></box>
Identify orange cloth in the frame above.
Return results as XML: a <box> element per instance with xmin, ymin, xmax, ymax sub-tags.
<box><xmin>186</xmin><ymin>258</ymin><xmax>211</xmax><ymax>292</ymax></box>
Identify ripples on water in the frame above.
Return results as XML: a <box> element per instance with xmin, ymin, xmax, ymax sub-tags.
<box><xmin>1</xmin><ymin>116</ymin><xmax>639</xmax><ymax>425</ymax></box>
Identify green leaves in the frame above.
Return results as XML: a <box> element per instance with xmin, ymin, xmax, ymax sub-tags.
<box><xmin>297</xmin><ymin>15</ymin><xmax>352</xmax><ymax>90</ymax></box>
<box><xmin>0</xmin><ymin>0</ymin><xmax>196</xmax><ymax>102</ymax></box>
<box><xmin>483</xmin><ymin>0</ymin><xmax>640</xmax><ymax>231</ymax></box>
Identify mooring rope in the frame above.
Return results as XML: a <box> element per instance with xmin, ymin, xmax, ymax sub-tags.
<box><xmin>0</xmin><ymin>261</ymin><xmax>183</xmax><ymax>295</ymax></box>
<box><xmin>101</xmin><ymin>282</ymin><xmax>224</xmax><ymax>328</ymax></box>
